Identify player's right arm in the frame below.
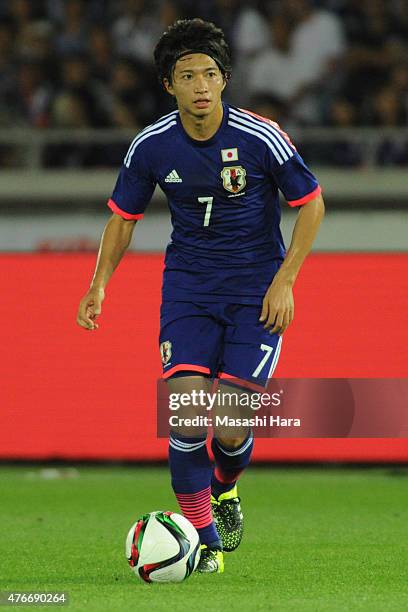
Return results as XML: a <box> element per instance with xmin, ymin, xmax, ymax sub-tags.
<box><xmin>77</xmin><ymin>133</ymin><xmax>157</xmax><ymax>330</ymax></box>
<box><xmin>76</xmin><ymin>213</ymin><xmax>137</xmax><ymax>330</ymax></box>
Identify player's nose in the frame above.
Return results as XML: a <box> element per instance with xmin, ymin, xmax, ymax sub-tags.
<box><xmin>194</xmin><ymin>75</ymin><xmax>208</xmax><ymax>93</ymax></box>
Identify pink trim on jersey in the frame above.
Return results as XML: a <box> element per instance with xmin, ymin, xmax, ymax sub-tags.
<box><xmin>107</xmin><ymin>198</ymin><xmax>144</xmax><ymax>220</ymax></box>
<box><xmin>287</xmin><ymin>185</ymin><xmax>322</xmax><ymax>207</ymax></box>
<box><xmin>163</xmin><ymin>364</ymin><xmax>211</xmax><ymax>379</ymax></box>
<box><xmin>238</xmin><ymin>107</ymin><xmax>273</xmax><ymax>126</ymax></box>
<box><xmin>176</xmin><ymin>486</ymin><xmax>213</xmax><ymax>529</ymax></box>
<box><xmin>238</xmin><ymin>107</ymin><xmax>297</xmax><ymax>149</ymax></box>
<box><xmin>218</xmin><ymin>372</ymin><xmax>266</xmax><ymax>393</ymax></box>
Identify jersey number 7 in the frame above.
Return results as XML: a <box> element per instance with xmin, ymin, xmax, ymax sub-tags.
<box><xmin>198</xmin><ymin>196</ymin><xmax>214</xmax><ymax>227</ymax></box>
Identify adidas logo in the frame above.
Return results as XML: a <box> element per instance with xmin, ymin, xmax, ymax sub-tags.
<box><xmin>165</xmin><ymin>169</ymin><xmax>183</xmax><ymax>183</ymax></box>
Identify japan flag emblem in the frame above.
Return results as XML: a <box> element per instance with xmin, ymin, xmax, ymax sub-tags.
<box><xmin>221</xmin><ymin>148</ymin><xmax>238</xmax><ymax>162</ymax></box>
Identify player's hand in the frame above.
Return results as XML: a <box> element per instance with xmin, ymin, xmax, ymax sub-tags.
<box><xmin>76</xmin><ymin>287</ymin><xmax>105</xmax><ymax>330</ymax></box>
<box><xmin>259</xmin><ymin>276</ymin><xmax>294</xmax><ymax>336</ymax></box>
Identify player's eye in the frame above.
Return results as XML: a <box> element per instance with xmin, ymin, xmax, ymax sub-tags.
<box><xmin>182</xmin><ymin>74</ymin><xmax>192</xmax><ymax>80</ymax></box>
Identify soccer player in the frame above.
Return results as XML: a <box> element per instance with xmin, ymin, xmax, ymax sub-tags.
<box><xmin>77</xmin><ymin>19</ymin><xmax>324</xmax><ymax>574</ymax></box>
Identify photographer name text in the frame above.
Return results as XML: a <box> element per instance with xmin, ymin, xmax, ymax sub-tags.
<box><xmin>168</xmin><ymin>415</ymin><xmax>301</xmax><ymax>428</ymax></box>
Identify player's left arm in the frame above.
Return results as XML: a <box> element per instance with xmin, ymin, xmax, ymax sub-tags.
<box><xmin>260</xmin><ymin>192</ymin><xmax>325</xmax><ymax>335</ymax></box>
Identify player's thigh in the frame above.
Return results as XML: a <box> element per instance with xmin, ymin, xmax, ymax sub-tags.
<box><xmin>219</xmin><ymin>304</ymin><xmax>283</xmax><ymax>388</ymax></box>
<box><xmin>167</xmin><ymin>374</ymin><xmax>212</xmax><ymax>395</ymax></box>
<box><xmin>159</xmin><ymin>301</ymin><xmax>223</xmax><ymax>379</ymax></box>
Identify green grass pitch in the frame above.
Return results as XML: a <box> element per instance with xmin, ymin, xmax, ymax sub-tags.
<box><xmin>1</xmin><ymin>465</ymin><xmax>407</xmax><ymax>611</ymax></box>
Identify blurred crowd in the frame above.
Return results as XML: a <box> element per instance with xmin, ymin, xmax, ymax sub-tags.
<box><xmin>0</xmin><ymin>0</ymin><xmax>408</xmax><ymax>166</ymax></box>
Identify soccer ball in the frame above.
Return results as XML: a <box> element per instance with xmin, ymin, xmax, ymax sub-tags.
<box><xmin>125</xmin><ymin>511</ymin><xmax>201</xmax><ymax>583</ymax></box>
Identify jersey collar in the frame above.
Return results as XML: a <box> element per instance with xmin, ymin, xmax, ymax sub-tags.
<box><xmin>177</xmin><ymin>102</ymin><xmax>229</xmax><ymax>147</ymax></box>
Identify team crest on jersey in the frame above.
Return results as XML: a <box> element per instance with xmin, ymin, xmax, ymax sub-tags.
<box><xmin>220</xmin><ymin>166</ymin><xmax>246</xmax><ymax>194</ymax></box>
<box><xmin>160</xmin><ymin>341</ymin><xmax>172</xmax><ymax>365</ymax></box>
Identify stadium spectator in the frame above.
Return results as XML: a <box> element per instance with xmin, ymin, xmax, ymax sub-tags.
<box><xmin>46</xmin><ymin>0</ymin><xmax>110</xmax><ymax>25</ymax></box>
<box><xmin>109</xmin><ymin>58</ymin><xmax>156</xmax><ymax>126</ymax></box>
<box><xmin>88</xmin><ymin>25</ymin><xmax>113</xmax><ymax>83</ymax></box>
<box><xmin>287</xmin><ymin>0</ymin><xmax>345</xmax><ymax>87</ymax></box>
<box><xmin>54</xmin><ymin>0</ymin><xmax>88</xmax><ymax>56</ymax></box>
<box><xmin>250</xmin><ymin>93</ymin><xmax>289</xmax><ymax>127</ymax></box>
<box><xmin>46</xmin><ymin>91</ymin><xmax>102</xmax><ymax>167</ymax></box>
<box><xmin>15</xmin><ymin>20</ymin><xmax>54</xmax><ymax>64</ymax></box>
<box><xmin>371</xmin><ymin>86</ymin><xmax>407</xmax><ymax>127</ymax></box>
<box><xmin>8</xmin><ymin>0</ymin><xmax>37</xmax><ymax>29</ymax></box>
<box><xmin>319</xmin><ymin>97</ymin><xmax>362</xmax><ymax>166</ymax></box>
<box><xmin>328</xmin><ymin>98</ymin><xmax>357</xmax><ymax>127</ymax></box>
<box><xmin>0</xmin><ymin>17</ymin><xmax>14</xmax><ymax>67</ymax></box>
<box><xmin>0</xmin><ymin>18</ymin><xmax>16</xmax><ymax>123</ymax></box>
<box><xmin>3</xmin><ymin>60</ymin><xmax>51</xmax><ymax>127</ymax></box>
<box><xmin>390</xmin><ymin>62</ymin><xmax>408</xmax><ymax>118</ymax></box>
<box><xmin>53</xmin><ymin>53</ymin><xmax>111</xmax><ymax>128</ymax></box>
<box><xmin>247</xmin><ymin>0</ymin><xmax>345</xmax><ymax>124</ymax></box>
<box><xmin>100</xmin><ymin>100</ymin><xmax>142</xmax><ymax>167</ymax></box>
<box><xmin>111</xmin><ymin>99</ymin><xmax>140</xmax><ymax>129</ymax></box>
<box><xmin>232</xmin><ymin>3</ymin><xmax>270</xmax><ymax>58</ymax></box>
<box><xmin>51</xmin><ymin>91</ymin><xmax>90</xmax><ymax>128</ymax></box>
<box><xmin>337</xmin><ymin>0</ymin><xmax>404</xmax><ymax>121</ymax></box>
<box><xmin>371</xmin><ymin>84</ymin><xmax>408</xmax><ymax>165</ymax></box>
<box><xmin>247</xmin><ymin>11</ymin><xmax>298</xmax><ymax>110</ymax></box>
<box><xmin>111</xmin><ymin>0</ymin><xmax>167</xmax><ymax>64</ymax></box>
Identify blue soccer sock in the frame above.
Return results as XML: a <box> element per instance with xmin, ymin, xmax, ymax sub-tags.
<box><xmin>211</xmin><ymin>430</ymin><xmax>254</xmax><ymax>499</ymax></box>
<box><xmin>169</xmin><ymin>432</ymin><xmax>222</xmax><ymax>549</ymax></box>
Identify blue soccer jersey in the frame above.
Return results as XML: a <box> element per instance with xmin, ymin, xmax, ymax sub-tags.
<box><xmin>109</xmin><ymin>103</ymin><xmax>321</xmax><ymax>305</ymax></box>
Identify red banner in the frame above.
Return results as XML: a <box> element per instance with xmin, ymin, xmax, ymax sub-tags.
<box><xmin>0</xmin><ymin>253</ymin><xmax>407</xmax><ymax>461</ymax></box>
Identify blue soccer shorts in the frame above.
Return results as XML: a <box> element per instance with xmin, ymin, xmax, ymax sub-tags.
<box><xmin>159</xmin><ymin>301</ymin><xmax>283</xmax><ymax>388</ymax></box>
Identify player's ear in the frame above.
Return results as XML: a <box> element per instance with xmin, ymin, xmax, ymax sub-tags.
<box><xmin>163</xmin><ymin>78</ymin><xmax>175</xmax><ymax>96</ymax></box>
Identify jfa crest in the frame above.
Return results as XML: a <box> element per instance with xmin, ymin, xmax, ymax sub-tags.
<box><xmin>221</xmin><ymin>166</ymin><xmax>246</xmax><ymax>194</ymax></box>
<box><xmin>160</xmin><ymin>340</ymin><xmax>172</xmax><ymax>365</ymax></box>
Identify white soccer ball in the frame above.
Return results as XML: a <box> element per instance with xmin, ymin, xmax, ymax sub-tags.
<box><xmin>125</xmin><ymin>511</ymin><xmax>201</xmax><ymax>583</ymax></box>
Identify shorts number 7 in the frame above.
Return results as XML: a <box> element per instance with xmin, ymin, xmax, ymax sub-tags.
<box><xmin>198</xmin><ymin>196</ymin><xmax>214</xmax><ymax>227</ymax></box>
<box><xmin>252</xmin><ymin>344</ymin><xmax>274</xmax><ymax>378</ymax></box>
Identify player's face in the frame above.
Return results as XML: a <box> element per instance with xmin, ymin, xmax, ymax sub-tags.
<box><xmin>165</xmin><ymin>54</ymin><xmax>226</xmax><ymax>117</ymax></box>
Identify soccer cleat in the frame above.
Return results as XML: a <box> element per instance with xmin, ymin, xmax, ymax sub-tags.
<box><xmin>211</xmin><ymin>485</ymin><xmax>244</xmax><ymax>552</ymax></box>
<box><xmin>195</xmin><ymin>545</ymin><xmax>224</xmax><ymax>574</ymax></box>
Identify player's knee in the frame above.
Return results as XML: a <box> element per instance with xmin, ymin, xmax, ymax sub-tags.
<box><xmin>216</xmin><ymin>435</ymin><xmax>246</xmax><ymax>449</ymax></box>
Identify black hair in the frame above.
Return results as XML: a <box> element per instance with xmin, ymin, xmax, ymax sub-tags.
<box><xmin>154</xmin><ymin>18</ymin><xmax>232</xmax><ymax>86</ymax></box>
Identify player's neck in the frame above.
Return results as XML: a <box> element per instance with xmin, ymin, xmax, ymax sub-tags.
<box><xmin>179</xmin><ymin>103</ymin><xmax>224</xmax><ymax>141</ymax></box>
